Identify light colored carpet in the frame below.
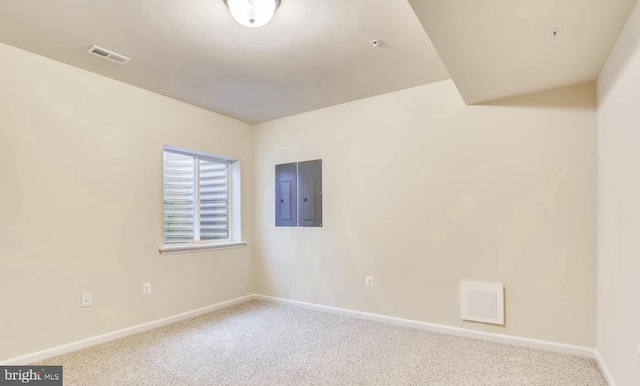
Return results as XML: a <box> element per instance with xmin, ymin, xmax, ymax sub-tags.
<box><xmin>39</xmin><ymin>300</ymin><xmax>606</xmax><ymax>385</ymax></box>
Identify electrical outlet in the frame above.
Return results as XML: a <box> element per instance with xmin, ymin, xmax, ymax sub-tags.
<box><xmin>637</xmin><ymin>344</ymin><xmax>640</xmax><ymax>365</ymax></box>
<box><xmin>365</xmin><ymin>276</ymin><xmax>373</xmax><ymax>287</ymax></box>
<box><xmin>81</xmin><ymin>292</ymin><xmax>92</xmax><ymax>308</ymax></box>
<box><xmin>142</xmin><ymin>283</ymin><xmax>151</xmax><ymax>295</ymax></box>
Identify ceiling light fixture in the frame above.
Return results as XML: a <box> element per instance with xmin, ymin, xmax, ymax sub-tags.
<box><xmin>223</xmin><ymin>0</ymin><xmax>281</xmax><ymax>28</ymax></box>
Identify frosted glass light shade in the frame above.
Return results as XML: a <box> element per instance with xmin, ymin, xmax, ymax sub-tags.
<box><xmin>224</xmin><ymin>0</ymin><xmax>281</xmax><ymax>28</ymax></box>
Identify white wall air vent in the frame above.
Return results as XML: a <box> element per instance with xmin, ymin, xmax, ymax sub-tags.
<box><xmin>86</xmin><ymin>45</ymin><xmax>130</xmax><ymax>64</ymax></box>
<box><xmin>460</xmin><ymin>282</ymin><xmax>505</xmax><ymax>325</ymax></box>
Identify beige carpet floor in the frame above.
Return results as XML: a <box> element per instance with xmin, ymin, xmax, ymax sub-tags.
<box><xmin>39</xmin><ymin>300</ymin><xmax>607</xmax><ymax>385</ymax></box>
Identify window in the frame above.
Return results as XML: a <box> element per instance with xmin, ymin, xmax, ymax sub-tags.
<box><xmin>160</xmin><ymin>146</ymin><xmax>245</xmax><ymax>254</ymax></box>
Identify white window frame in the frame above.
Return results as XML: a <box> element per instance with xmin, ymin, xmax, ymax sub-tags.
<box><xmin>159</xmin><ymin>145</ymin><xmax>246</xmax><ymax>255</ymax></box>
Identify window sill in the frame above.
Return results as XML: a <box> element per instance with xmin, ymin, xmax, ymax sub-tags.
<box><xmin>159</xmin><ymin>241</ymin><xmax>247</xmax><ymax>255</ymax></box>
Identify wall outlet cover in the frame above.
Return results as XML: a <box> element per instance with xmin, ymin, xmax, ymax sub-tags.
<box><xmin>81</xmin><ymin>292</ymin><xmax>92</xmax><ymax>308</ymax></box>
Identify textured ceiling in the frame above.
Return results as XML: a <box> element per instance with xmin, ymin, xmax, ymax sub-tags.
<box><xmin>0</xmin><ymin>0</ymin><xmax>449</xmax><ymax>124</ymax></box>
<box><xmin>408</xmin><ymin>0</ymin><xmax>638</xmax><ymax>104</ymax></box>
<box><xmin>0</xmin><ymin>0</ymin><xmax>637</xmax><ymax>123</ymax></box>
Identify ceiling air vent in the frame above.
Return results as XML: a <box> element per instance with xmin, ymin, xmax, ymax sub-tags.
<box><xmin>86</xmin><ymin>45</ymin><xmax>130</xmax><ymax>64</ymax></box>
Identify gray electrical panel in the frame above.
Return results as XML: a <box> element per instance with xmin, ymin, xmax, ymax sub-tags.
<box><xmin>275</xmin><ymin>162</ymin><xmax>297</xmax><ymax>227</ymax></box>
<box><xmin>297</xmin><ymin>159</ymin><xmax>322</xmax><ymax>227</ymax></box>
<box><xmin>275</xmin><ymin>159</ymin><xmax>322</xmax><ymax>227</ymax></box>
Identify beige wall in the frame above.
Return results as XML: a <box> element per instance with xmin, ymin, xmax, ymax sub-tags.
<box><xmin>254</xmin><ymin>80</ymin><xmax>597</xmax><ymax>347</ymax></box>
<box><xmin>0</xmin><ymin>43</ymin><xmax>255</xmax><ymax>361</ymax></box>
<box><xmin>597</xmin><ymin>1</ymin><xmax>640</xmax><ymax>384</ymax></box>
<box><xmin>0</xmin><ymin>36</ymin><xmax>602</xmax><ymax>362</ymax></box>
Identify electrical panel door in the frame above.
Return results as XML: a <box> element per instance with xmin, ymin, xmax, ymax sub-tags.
<box><xmin>275</xmin><ymin>162</ymin><xmax>297</xmax><ymax>226</ymax></box>
<box><xmin>297</xmin><ymin>160</ymin><xmax>322</xmax><ymax>227</ymax></box>
<box><xmin>274</xmin><ymin>159</ymin><xmax>322</xmax><ymax>227</ymax></box>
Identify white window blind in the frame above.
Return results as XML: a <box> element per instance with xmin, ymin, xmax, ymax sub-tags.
<box><xmin>163</xmin><ymin>150</ymin><xmax>230</xmax><ymax>245</ymax></box>
<box><xmin>199</xmin><ymin>159</ymin><xmax>229</xmax><ymax>241</ymax></box>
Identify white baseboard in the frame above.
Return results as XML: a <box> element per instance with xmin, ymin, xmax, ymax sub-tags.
<box><xmin>0</xmin><ymin>294</ymin><xmax>254</xmax><ymax>365</ymax></box>
<box><xmin>594</xmin><ymin>350</ymin><xmax>617</xmax><ymax>386</ymax></box>
<box><xmin>2</xmin><ymin>292</ymin><xmax>604</xmax><ymax>377</ymax></box>
<box><xmin>254</xmin><ymin>294</ymin><xmax>597</xmax><ymax>359</ymax></box>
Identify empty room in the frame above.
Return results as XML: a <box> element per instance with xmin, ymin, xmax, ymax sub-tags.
<box><xmin>1</xmin><ymin>0</ymin><xmax>639</xmax><ymax>385</ymax></box>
